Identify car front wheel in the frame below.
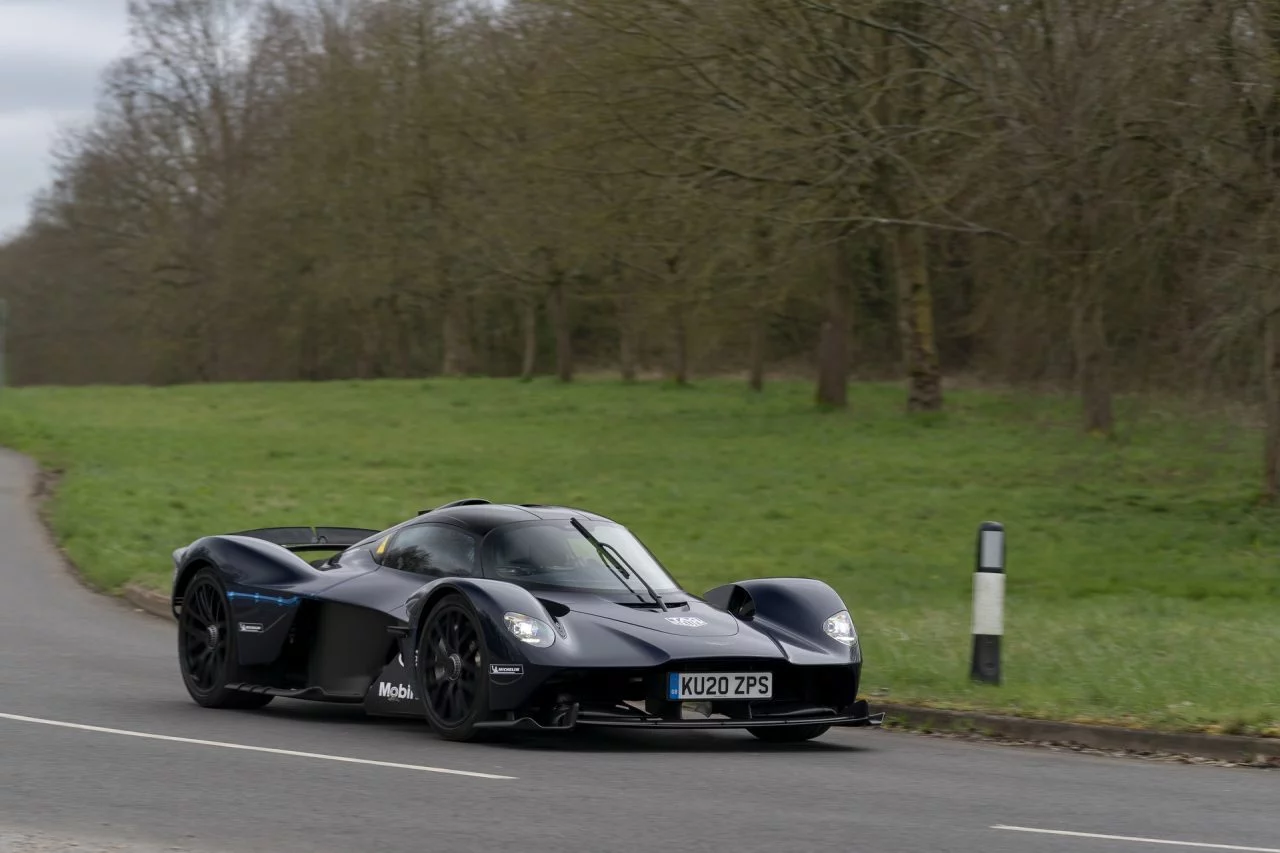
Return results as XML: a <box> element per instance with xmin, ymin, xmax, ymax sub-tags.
<box><xmin>416</xmin><ymin>593</ymin><xmax>491</xmax><ymax>741</ymax></box>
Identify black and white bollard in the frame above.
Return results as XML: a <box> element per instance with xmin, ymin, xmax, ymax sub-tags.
<box><xmin>970</xmin><ymin>521</ymin><xmax>1004</xmax><ymax>685</ymax></box>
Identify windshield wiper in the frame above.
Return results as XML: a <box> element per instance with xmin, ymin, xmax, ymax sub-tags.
<box><xmin>568</xmin><ymin>517</ymin><xmax>644</xmax><ymax>603</ymax></box>
<box><xmin>601</xmin><ymin>541</ymin><xmax>670</xmax><ymax>612</ymax></box>
<box><xmin>570</xmin><ymin>517</ymin><xmax>668</xmax><ymax>611</ymax></box>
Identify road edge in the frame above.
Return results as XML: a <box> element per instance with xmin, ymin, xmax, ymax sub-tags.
<box><xmin>122</xmin><ymin>582</ymin><xmax>173</xmax><ymax>620</ymax></box>
<box><xmin>13</xmin><ymin>451</ymin><xmax>1278</xmax><ymax>767</ymax></box>
<box><xmin>876</xmin><ymin>703</ymin><xmax>1280</xmax><ymax>767</ymax></box>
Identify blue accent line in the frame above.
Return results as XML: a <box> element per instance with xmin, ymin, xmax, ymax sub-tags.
<box><xmin>667</xmin><ymin>672</ymin><xmax>680</xmax><ymax>700</ymax></box>
<box><xmin>227</xmin><ymin>591</ymin><xmax>300</xmax><ymax>607</ymax></box>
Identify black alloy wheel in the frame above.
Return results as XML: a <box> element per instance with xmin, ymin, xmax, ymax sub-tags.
<box><xmin>177</xmin><ymin>569</ymin><xmax>272</xmax><ymax>709</ymax></box>
<box><xmin>417</xmin><ymin>594</ymin><xmax>490</xmax><ymax>741</ymax></box>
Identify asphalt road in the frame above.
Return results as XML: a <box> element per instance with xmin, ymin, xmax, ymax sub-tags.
<box><xmin>0</xmin><ymin>450</ymin><xmax>1276</xmax><ymax>853</ymax></box>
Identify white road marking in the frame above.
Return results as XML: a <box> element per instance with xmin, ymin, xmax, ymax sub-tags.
<box><xmin>0</xmin><ymin>712</ymin><xmax>516</xmax><ymax>780</ymax></box>
<box><xmin>992</xmin><ymin>825</ymin><xmax>1280</xmax><ymax>852</ymax></box>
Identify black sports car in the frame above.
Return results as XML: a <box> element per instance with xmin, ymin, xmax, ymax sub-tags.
<box><xmin>170</xmin><ymin>499</ymin><xmax>884</xmax><ymax>742</ymax></box>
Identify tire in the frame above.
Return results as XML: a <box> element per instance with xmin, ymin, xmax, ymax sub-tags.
<box><xmin>416</xmin><ymin>593</ymin><xmax>491</xmax><ymax>742</ymax></box>
<box><xmin>177</xmin><ymin>568</ymin><xmax>273</xmax><ymax>710</ymax></box>
<box><xmin>747</xmin><ymin>723</ymin><xmax>831</xmax><ymax>744</ymax></box>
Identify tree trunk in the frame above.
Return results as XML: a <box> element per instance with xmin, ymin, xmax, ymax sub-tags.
<box><xmin>888</xmin><ymin>225</ymin><xmax>943</xmax><ymax>411</ymax></box>
<box><xmin>1071</xmin><ymin>276</ymin><xmax>1113</xmax><ymax>435</ymax></box>
<box><xmin>748</xmin><ymin>308</ymin><xmax>766</xmax><ymax>392</ymax></box>
<box><xmin>618</xmin><ymin>286</ymin><xmax>638</xmax><ymax>382</ymax></box>
<box><xmin>518</xmin><ymin>295</ymin><xmax>537</xmax><ymax>382</ymax></box>
<box><xmin>548</xmin><ymin>277</ymin><xmax>574</xmax><ymax>382</ymax></box>
<box><xmin>815</xmin><ymin>248</ymin><xmax>850</xmax><ymax>408</ymax></box>
<box><xmin>440</xmin><ymin>288</ymin><xmax>472</xmax><ymax>376</ymax></box>
<box><xmin>297</xmin><ymin>298</ymin><xmax>320</xmax><ymax>381</ymax></box>
<box><xmin>669</xmin><ymin>304</ymin><xmax>688</xmax><ymax>385</ymax></box>
<box><xmin>620</xmin><ymin>328</ymin><xmax>638</xmax><ymax>382</ymax></box>
<box><xmin>1263</xmin><ymin>292</ymin><xmax>1280</xmax><ymax>501</ymax></box>
<box><xmin>749</xmin><ymin>225</ymin><xmax>771</xmax><ymax>392</ymax></box>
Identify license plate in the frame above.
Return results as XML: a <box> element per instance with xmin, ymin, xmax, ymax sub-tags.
<box><xmin>667</xmin><ymin>672</ymin><xmax>772</xmax><ymax>700</ymax></box>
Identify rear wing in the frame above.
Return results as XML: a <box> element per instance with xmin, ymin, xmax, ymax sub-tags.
<box><xmin>229</xmin><ymin>526</ymin><xmax>382</xmax><ymax>552</ymax></box>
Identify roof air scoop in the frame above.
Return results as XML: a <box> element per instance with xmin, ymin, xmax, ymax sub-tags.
<box><xmin>419</xmin><ymin>498</ymin><xmax>493</xmax><ymax>515</ymax></box>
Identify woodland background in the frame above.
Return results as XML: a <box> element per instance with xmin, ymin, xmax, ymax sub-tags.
<box><xmin>6</xmin><ymin>0</ymin><xmax>1280</xmax><ymax>488</ymax></box>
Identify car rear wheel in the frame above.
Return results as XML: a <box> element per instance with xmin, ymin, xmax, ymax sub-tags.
<box><xmin>747</xmin><ymin>723</ymin><xmax>830</xmax><ymax>743</ymax></box>
<box><xmin>417</xmin><ymin>594</ymin><xmax>491</xmax><ymax>742</ymax></box>
<box><xmin>178</xmin><ymin>569</ymin><xmax>273</xmax><ymax>710</ymax></box>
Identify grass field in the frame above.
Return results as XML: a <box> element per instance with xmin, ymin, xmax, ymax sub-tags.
<box><xmin>0</xmin><ymin>377</ymin><xmax>1277</xmax><ymax>736</ymax></box>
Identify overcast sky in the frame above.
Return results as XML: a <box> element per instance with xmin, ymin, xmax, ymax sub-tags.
<box><xmin>0</xmin><ymin>0</ymin><xmax>131</xmax><ymax>239</ymax></box>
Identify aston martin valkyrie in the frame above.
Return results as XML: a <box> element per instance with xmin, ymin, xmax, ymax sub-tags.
<box><xmin>170</xmin><ymin>499</ymin><xmax>883</xmax><ymax>742</ymax></box>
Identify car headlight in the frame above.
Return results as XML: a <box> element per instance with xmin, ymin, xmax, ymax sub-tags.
<box><xmin>504</xmin><ymin>612</ymin><xmax>556</xmax><ymax>647</ymax></box>
<box><xmin>822</xmin><ymin>609</ymin><xmax>858</xmax><ymax>646</ymax></box>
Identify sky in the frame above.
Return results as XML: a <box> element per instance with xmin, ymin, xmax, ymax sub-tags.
<box><xmin>0</xmin><ymin>0</ymin><xmax>131</xmax><ymax>239</ymax></box>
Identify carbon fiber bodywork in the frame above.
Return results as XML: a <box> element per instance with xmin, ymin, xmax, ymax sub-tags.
<box><xmin>170</xmin><ymin>502</ymin><xmax>884</xmax><ymax>737</ymax></box>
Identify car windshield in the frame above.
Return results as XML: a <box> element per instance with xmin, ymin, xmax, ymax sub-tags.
<box><xmin>482</xmin><ymin>519</ymin><xmax>681</xmax><ymax>594</ymax></box>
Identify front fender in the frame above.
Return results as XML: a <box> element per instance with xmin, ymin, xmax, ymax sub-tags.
<box><xmin>703</xmin><ymin>577</ymin><xmax>861</xmax><ymax>665</ymax></box>
<box><xmin>404</xmin><ymin>577</ymin><xmax>561</xmax><ymax>668</ymax></box>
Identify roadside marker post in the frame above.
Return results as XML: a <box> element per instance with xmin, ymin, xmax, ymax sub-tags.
<box><xmin>970</xmin><ymin>521</ymin><xmax>1004</xmax><ymax>685</ymax></box>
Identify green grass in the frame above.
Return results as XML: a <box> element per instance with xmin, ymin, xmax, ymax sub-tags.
<box><xmin>1</xmin><ymin>377</ymin><xmax>1278</xmax><ymax>736</ymax></box>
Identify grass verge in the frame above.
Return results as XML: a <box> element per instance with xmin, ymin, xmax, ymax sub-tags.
<box><xmin>0</xmin><ymin>377</ymin><xmax>1277</xmax><ymax>736</ymax></box>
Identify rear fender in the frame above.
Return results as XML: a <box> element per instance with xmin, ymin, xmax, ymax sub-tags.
<box><xmin>173</xmin><ymin>535</ymin><xmax>326</xmax><ymax>596</ymax></box>
<box><xmin>172</xmin><ymin>535</ymin><xmax>331</xmax><ymax>666</ymax></box>
<box><xmin>703</xmin><ymin>577</ymin><xmax>861</xmax><ymax>664</ymax></box>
